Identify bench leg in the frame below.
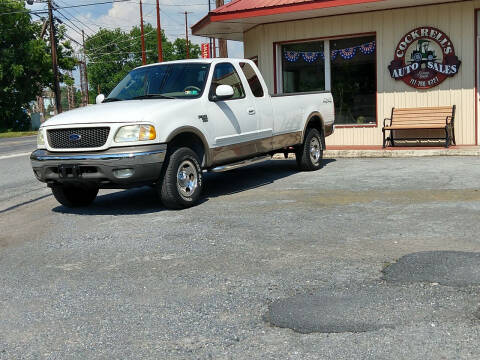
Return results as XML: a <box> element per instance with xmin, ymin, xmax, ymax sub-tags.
<box><xmin>451</xmin><ymin>126</ymin><xmax>456</xmax><ymax>146</ymax></box>
<box><xmin>382</xmin><ymin>129</ymin><xmax>386</xmax><ymax>148</ymax></box>
<box><xmin>390</xmin><ymin>130</ymin><xmax>395</xmax><ymax>147</ymax></box>
<box><xmin>445</xmin><ymin>127</ymin><xmax>450</xmax><ymax>148</ymax></box>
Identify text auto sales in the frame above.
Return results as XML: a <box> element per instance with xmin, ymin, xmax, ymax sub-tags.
<box><xmin>392</xmin><ymin>28</ymin><xmax>458</xmax><ymax>80</ymax></box>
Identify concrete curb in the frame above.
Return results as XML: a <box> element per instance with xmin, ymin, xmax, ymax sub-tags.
<box><xmin>273</xmin><ymin>148</ymin><xmax>480</xmax><ymax>159</ymax></box>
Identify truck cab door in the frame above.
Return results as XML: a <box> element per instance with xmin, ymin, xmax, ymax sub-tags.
<box><xmin>206</xmin><ymin>62</ymin><xmax>258</xmax><ymax>164</ymax></box>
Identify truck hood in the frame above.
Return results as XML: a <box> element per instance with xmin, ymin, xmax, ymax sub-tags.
<box><xmin>42</xmin><ymin>99</ymin><xmax>181</xmax><ymax>127</ymax></box>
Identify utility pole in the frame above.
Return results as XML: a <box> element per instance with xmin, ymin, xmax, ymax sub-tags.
<box><xmin>156</xmin><ymin>0</ymin><xmax>163</xmax><ymax>62</ymax></box>
<box><xmin>208</xmin><ymin>0</ymin><xmax>213</xmax><ymax>58</ymax></box>
<box><xmin>47</xmin><ymin>0</ymin><xmax>62</xmax><ymax>114</ymax></box>
<box><xmin>184</xmin><ymin>11</ymin><xmax>190</xmax><ymax>59</ymax></box>
<box><xmin>140</xmin><ymin>0</ymin><xmax>146</xmax><ymax>65</ymax></box>
<box><xmin>82</xmin><ymin>30</ymin><xmax>89</xmax><ymax>105</ymax></box>
<box><xmin>215</xmin><ymin>0</ymin><xmax>228</xmax><ymax>58</ymax></box>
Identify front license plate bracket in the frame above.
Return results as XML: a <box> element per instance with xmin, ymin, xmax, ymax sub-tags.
<box><xmin>58</xmin><ymin>164</ymin><xmax>81</xmax><ymax>178</ymax></box>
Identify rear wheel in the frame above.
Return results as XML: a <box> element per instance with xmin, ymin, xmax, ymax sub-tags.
<box><xmin>296</xmin><ymin>128</ymin><xmax>324</xmax><ymax>171</ymax></box>
<box><xmin>158</xmin><ymin>147</ymin><xmax>203</xmax><ymax>209</ymax></box>
<box><xmin>51</xmin><ymin>184</ymin><xmax>99</xmax><ymax>207</ymax></box>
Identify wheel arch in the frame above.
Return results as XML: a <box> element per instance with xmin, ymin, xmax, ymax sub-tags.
<box><xmin>302</xmin><ymin>112</ymin><xmax>326</xmax><ymax>147</ymax></box>
<box><xmin>166</xmin><ymin>126</ymin><xmax>211</xmax><ymax>168</ymax></box>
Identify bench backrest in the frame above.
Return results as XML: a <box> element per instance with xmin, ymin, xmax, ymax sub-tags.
<box><xmin>391</xmin><ymin>106</ymin><xmax>455</xmax><ymax>126</ymax></box>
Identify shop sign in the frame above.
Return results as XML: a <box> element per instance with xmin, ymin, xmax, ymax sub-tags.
<box><xmin>201</xmin><ymin>43</ymin><xmax>210</xmax><ymax>59</ymax></box>
<box><xmin>388</xmin><ymin>27</ymin><xmax>461</xmax><ymax>89</ymax></box>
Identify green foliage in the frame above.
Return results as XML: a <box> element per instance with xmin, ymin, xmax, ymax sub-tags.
<box><xmin>173</xmin><ymin>38</ymin><xmax>201</xmax><ymax>60</ymax></box>
<box><xmin>0</xmin><ymin>0</ymin><xmax>75</xmax><ymax>131</ymax></box>
<box><xmin>60</xmin><ymin>86</ymin><xmax>82</xmax><ymax>111</ymax></box>
<box><xmin>85</xmin><ymin>25</ymin><xmax>201</xmax><ymax>97</ymax></box>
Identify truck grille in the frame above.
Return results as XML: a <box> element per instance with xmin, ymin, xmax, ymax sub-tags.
<box><xmin>47</xmin><ymin>127</ymin><xmax>110</xmax><ymax>149</ymax></box>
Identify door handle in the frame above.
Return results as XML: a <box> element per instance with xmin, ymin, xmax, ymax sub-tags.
<box><xmin>248</xmin><ymin>108</ymin><xmax>256</xmax><ymax>115</ymax></box>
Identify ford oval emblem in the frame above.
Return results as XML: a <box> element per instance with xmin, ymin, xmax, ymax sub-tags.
<box><xmin>69</xmin><ymin>134</ymin><xmax>81</xmax><ymax>141</ymax></box>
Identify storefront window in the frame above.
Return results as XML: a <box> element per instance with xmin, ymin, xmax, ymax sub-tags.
<box><xmin>281</xmin><ymin>41</ymin><xmax>325</xmax><ymax>93</ymax></box>
<box><xmin>280</xmin><ymin>35</ymin><xmax>377</xmax><ymax>125</ymax></box>
<box><xmin>331</xmin><ymin>36</ymin><xmax>376</xmax><ymax>125</ymax></box>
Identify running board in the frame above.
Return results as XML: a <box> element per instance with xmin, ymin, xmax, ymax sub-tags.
<box><xmin>210</xmin><ymin>155</ymin><xmax>272</xmax><ymax>173</ymax></box>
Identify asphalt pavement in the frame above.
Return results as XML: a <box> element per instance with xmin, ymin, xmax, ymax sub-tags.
<box><xmin>0</xmin><ymin>136</ymin><xmax>36</xmax><ymax>158</ymax></box>
<box><xmin>1</xmin><ymin>144</ymin><xmax>480</xmax><ymax>359</ymax></box>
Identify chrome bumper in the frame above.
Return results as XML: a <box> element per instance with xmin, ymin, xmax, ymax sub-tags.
<box><xmin>31</xmin><ymin>144</ymin><xmax>167</xmax><ymax>187</ymax></box>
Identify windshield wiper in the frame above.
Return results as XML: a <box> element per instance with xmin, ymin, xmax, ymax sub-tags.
<box><xmin>131</xmin><ymin>94</ymin><xmax>176</xmax><ymax>100</ymax></box>
<box><xmin>103</xmin><ymin>97</ymin><xmax>123</xmax><ymax>103</ymax></box>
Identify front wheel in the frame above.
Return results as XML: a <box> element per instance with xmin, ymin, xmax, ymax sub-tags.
<box><xmin>158</xmin><ymin>147</ymin><xmax>203</xmax><ymax>209</ymax></box>
<box><xmin>51</xmin><ymin>184</ymin><xmax>99</xmax><ymax>207</ymax></box>
<box><xmin>295</xmin><ymin>128</ymin><xmax>324</xmax><ymax>171</ymax></box>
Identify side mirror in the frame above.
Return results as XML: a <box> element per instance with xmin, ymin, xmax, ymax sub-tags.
<box><xmin>214</xmin><ymin>85</ymin><xmax>234</xmax><ymax>101</ymax></box>
<box><xmin>96</xmin><ymin>94</ymin><xmax>105</xmax><ymax>104</ymax></box>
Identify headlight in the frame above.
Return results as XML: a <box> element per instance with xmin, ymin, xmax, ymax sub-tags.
<box><xmin>37</xmin><ymin>130</ymin><xmax>45</xmax><ymax>147</ymax></box>
<box><xmin>115</xmin><ymin>125</ymin><xmax>156</xmax><ymax>143</ymax></box>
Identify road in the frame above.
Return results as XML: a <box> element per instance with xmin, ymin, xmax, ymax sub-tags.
<box><xmin>1</xmin><ymin>138</ymin><xmax>480</xmax><ymax>359</ymax></box>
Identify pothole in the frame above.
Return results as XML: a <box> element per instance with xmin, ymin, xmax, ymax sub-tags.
<box><xmin>264</xmin><ymin>283</ymin><xmax>474</xmax><ymax>334</ymax></box>
<box><xmin>382</xmin><ymin>251</ymin><xmax>480</xmax><ymax>287</ymax></box>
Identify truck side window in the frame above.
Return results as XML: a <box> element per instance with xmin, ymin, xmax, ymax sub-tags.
<box><xmin>240</xmin><ymin>62</ymin><xmax>264</xmax><ymax>98</ymax></box>
<box><xmin>211</xmin><ymin>63</ymin><xmax>245</xmax><ymax>100</ymax></box>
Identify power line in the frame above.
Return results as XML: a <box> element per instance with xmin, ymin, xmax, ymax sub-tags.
<box><xmin>0</xmin><ymin>0</ymin><xmax>132</xmax><ymax>16</ymax></box>
<box><xmin>84</xmin><ymin>30</ymin><xmax>155</xmax><ymax>51</ymax></box>
<box><xmin>55</xmin><ymin>0</ymin><xmax>96</xmax><ymax>33</ymax></box>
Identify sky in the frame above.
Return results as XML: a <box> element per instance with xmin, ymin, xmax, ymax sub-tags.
<box><xmin>26</xmin><ymin>0</ymin><xmax>244</xmax><ymax>87</ymax></box>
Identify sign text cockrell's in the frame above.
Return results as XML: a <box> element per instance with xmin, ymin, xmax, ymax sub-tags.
<box><xmin>389</xmin><ymin>27</ymin><xmax>461</xmax><ymax>89</ymax></box>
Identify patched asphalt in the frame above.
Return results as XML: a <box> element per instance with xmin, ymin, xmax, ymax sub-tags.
<box><xmin>382</xmin><ymin>251</ymin><xmax>480</xmax><ymax>287</ymax></box>
<box><xmin>265</xmin><ymin>283</ymin><xmax>478</xmax><ymax>334</ymax></box>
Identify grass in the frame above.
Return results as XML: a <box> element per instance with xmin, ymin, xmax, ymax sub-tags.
<box><xmin>0</xmin><ymin>131</ymin><xmax>38</xmax><ymax>139</ymax></box>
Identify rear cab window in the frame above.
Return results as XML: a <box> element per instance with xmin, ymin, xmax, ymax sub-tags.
<box><xmin>240</xmin><ymin>62</ymin><xmax>264</xmax><ymax>98</ymax></box>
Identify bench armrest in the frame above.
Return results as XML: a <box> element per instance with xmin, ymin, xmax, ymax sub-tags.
<box><xmin>446</xmin><ymin>116</ymin><xmax>453</xmax><ymax>125</ymax></box>
<box><xmin>383</xmin><ymin>118</ymin><xmax>392</xmax><ymax>128</ymax></box>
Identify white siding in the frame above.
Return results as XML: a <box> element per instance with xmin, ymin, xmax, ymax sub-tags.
<box><xmin>244</xmin><ymin>1</ymin><xmax>478</xmax><ymax>146</ymax></box>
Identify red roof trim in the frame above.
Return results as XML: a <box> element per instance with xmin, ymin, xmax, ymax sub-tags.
<box><xmin>213</xmin><ymin>0</ymin><xmax>384</xmax><ymax>21</ymax></box>
<box><xmin>192</xmin><ymin>0</ymin><xmax>385</xmax><ymax>34</ymax></box>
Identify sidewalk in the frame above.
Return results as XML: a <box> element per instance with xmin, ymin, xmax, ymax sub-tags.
<box><xmin>324</xmin><ymin>145</ymin><xmax>480</xmax><ymax>158</ymax></box>
<box><xmin>274</xmin><ymin>145</ymin><xmax>480</xmax><ymax>159</ymax></box>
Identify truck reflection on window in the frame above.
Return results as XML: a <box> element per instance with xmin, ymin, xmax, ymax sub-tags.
<box><xmin>281</xmin><ymin>41</ymin><xmax>325</xmax><ymax>93</ymax></box>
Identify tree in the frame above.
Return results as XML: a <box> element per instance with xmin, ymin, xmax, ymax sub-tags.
<box><xmin>0</xmin><ymin>0</ymin><xmax>76</xmax><ymax>131</ymax></box>
<box><xmin>172</xmin><ymin>38</ymin><xmax>201</xmax><ymax>60</ymax></box>
<box><xmin>84</xmin><ymin>28</ymin><xmax>136</xmax><ymax>98</ymax></box>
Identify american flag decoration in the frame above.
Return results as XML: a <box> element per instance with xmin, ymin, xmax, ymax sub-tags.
<box><xmin>283</xmin><ymin>41</ymin><xmax>375</xmax><ymax>63</ymax></box>
<box><xmin>340</xmin><ymin>47</ymin><xmax>356</xmax><ymax>60</ymax></box>
<box><xmin>331</xmin><ymin>50</ymin><xmax>339</xmax><ymax>61</ymax></box>
<box><xmin>302</xmin><ymin>51</ymin><xmax>320</xmax><ymax>63</ymax></box>
<box><xmin>359</xmin><ymin>41</ymin><xmax>376</xmax><ymax>55</ymax></box>
<box><xmin>284</xmin><ymin>51</ymin><xmax>300</xmax><ymax>62</ymax></box>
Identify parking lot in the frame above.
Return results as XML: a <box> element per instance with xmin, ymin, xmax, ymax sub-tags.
<box><xmin>1</xmin><ymin>143</ymin><xmax>480</xmax><ymax>359</ymax></box>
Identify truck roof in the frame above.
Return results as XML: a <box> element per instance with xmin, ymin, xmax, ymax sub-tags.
<box><xmin>135</xmin><ymin>58</ymin><xmax>251</xmax><ymax>70</ymax></box>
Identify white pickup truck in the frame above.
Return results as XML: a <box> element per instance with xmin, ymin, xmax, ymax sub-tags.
<box><xmin>31</xmin><ymin>59</ymin><xmax>334</xmax><ymax>209</ymax></box>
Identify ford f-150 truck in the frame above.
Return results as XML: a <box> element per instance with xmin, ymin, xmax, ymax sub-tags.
<box><xmin>31</xmin><ymin>59</ymin><xmax>335</xmax><ymax>209</ymax></box>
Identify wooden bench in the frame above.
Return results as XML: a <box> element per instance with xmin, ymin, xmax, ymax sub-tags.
<box><xmin>382</xmin><ymin>106</ymin><xmax>456</xmax><ymax>148</ymax></box>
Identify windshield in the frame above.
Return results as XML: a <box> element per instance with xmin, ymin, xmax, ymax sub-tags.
<box><xmin>107</xmin><ymin>63</ymin><xmax>211</xmax><ymax>101</ymax></box>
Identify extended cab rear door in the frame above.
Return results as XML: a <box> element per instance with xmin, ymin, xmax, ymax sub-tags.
<box><xmin>238</xmin><ymin>62</ymin><xmax>274</xmax><ymax>153</ymax></box>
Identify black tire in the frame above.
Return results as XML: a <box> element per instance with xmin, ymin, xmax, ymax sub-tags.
<box><xmin>51</xmin><ymin>184</ymin><xmax>99</xmax><ymax>207</ymax></box>
<box><xmin>158</xmin><ymin>147</ymin><xmax>203</xmax><ymax>209</ymax></box>
<box><xmin>296</xmin><ymin>128</ymin><xmax>324</xmax><ymax>171</ymax></box>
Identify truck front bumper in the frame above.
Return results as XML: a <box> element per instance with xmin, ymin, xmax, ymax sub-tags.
<box><xmin>30</xmin><ymin>144</ymin><xmax>167</xmax><ymax>188</ymax></box>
